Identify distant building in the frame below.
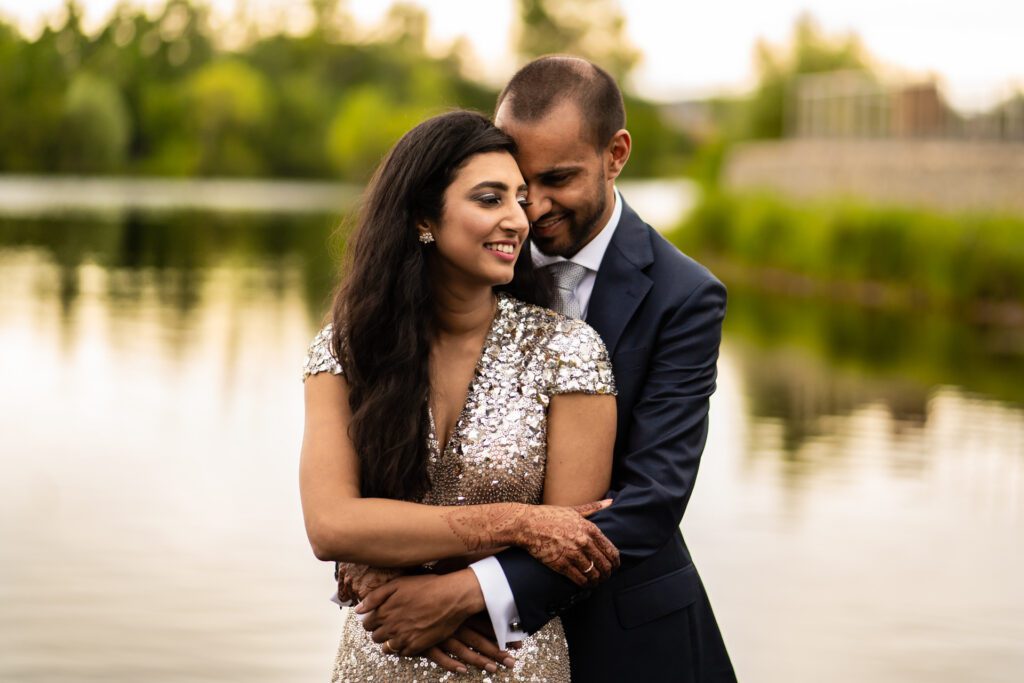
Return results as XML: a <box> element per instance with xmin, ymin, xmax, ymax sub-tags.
<box><xmin>791</xmin><ymin>70</ymin><xmax>1023</xmax><ymax>142</ymax></box>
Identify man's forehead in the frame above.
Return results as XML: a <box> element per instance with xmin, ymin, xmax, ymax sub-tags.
<box><xmin>496</xmin><ymin>99</ymin><xmax>586</xmax><ymax>138</ymax></box>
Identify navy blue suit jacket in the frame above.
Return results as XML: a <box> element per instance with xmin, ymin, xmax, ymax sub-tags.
<box><xmin>496</xmin><ymin>198</ymin><xmax>736</xmax><ymax>681</ymax></box>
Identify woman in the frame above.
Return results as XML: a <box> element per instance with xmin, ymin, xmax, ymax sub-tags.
<box><xmin>299</xmin><ymin>110</ymin><xmax>618</xmax><ymax>681</ymax></box>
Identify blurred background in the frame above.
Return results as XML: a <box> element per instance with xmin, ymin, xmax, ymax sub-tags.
<box><xmin>1</xmin><ymin>1</ymin><xmax>1021</xmax><ymax>681</ymax></box>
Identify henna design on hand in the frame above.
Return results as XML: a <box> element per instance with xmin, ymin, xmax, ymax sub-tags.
<box><xmin>440</xmin><ymin>500</ymin><xmax>619</xmax><ymax>586</ymax></box>
<box><xmin>336</xmin><ymin>562</ymin><xmax>403</xmax><ymax>603</ymax></box>
<box><xmin>440</xmin><ymin>503</ymin><xmax>526</xmax><ymax>552</ymax></box>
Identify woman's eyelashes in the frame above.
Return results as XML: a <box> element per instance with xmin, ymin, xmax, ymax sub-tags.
<box><xmin>473</xmin><ymin>192</ymin><xmax>531</xmax><ymax>208</ymax></box>
<box><xmin>474</xmin><ymin>193</ymin><xmax>502</xmax><ymax>206</ymax></box>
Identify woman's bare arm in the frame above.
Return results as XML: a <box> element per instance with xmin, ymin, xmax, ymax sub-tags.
<box><xmin>300</xmin><ymin>373</ymin><xmax>613</xmax><ymax>580</ymax></box>
<box><xmin>537</xmin><ymin>391</ymin><xmax>619</xmax><ymax>584</ymax></box>
<box><xmin>543</xmin><ymin>392</ymin><xmax>616</xmax><ymax>506</ymax></box>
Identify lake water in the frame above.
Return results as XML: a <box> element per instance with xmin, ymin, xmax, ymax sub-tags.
<box><xmin>1</xmin><ymin>199</ymin><xmax>1022</xmax><ymax>682</ymax></box>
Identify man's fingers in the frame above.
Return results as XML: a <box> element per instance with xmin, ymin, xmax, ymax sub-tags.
<box><xmin>356</xmin><ymin>582</ymin><xmax>397</xmax><ymax>614</ymax></box>
<box><xmin>425</xmin><ymin>646</ymin><xmax>469</xmax><ymax>675</ymax></box>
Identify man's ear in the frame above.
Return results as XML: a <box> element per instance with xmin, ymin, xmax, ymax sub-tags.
<box><xmin>605</xmin><ymin>129</ymin><xmax>631</xmax><ymax>181</ymax></box>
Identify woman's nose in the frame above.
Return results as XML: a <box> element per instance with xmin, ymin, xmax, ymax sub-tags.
<box><xmin>505</xmin><ymin>203</ymin><xmax>530</xmax><ymax>233</ymax></box>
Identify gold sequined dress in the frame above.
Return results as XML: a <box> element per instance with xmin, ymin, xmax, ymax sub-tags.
<box><xmin>302</xmin><ymin>293</ymin><xmax>616</xmax><ymax>682</ymax></box>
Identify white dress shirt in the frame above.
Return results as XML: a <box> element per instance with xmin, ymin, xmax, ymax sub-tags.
<box><xmin>469</xmin><ymin>188</ymin><xmax>623</xmax><ymax>648</ymax></box>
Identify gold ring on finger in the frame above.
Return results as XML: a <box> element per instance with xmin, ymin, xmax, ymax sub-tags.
<box><xmin>583</xmin><ymin>561</ymin><xmax>595</xmax><ymax>573</ymax></box>
<box><xmin>384</xmin><ymin>639</ymin><xmax>398</xmax><ymax>655</ymax></box>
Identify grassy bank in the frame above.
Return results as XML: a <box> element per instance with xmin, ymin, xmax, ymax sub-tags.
<box><xmin>669</xmin><ymin>192</ymin><xmax>1024</xmax><ymax>320</ymax></box>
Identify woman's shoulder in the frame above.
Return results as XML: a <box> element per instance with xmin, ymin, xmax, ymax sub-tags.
<box><xmin>302</xmin><ymin>322</ymin><xmax>344</xmax><ymax>381</ymax></box>
<box><xmin>499</xmin><ymin>295</ymin><xmax>615</xmax><ymax>396</ymax></box>
<box><xmin>502</xmin><ymin>295</ymin><xmax>605</xmax><ymax>350</ymax></box>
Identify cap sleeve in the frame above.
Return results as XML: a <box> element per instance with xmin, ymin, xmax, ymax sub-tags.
<box><xmin>544</xmin><ymin>318</ymin><xmax>616</xmax><ymax>396</ymax></box>
<box><xmin>302</xmin><ymin>323</ymin><xmax>344</xmax><ymax>381</ymax></box>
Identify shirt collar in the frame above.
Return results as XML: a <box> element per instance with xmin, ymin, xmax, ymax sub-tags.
<box><xmin>531</xmin><ymin>187</ymin><xmax>622</xmax><ymax>271</ymax></box>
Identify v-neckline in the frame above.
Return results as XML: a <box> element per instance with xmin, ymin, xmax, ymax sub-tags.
<box><xmin>428</xmin><ymin>294</ymin><xmax>505</xmax><ymax>459</ymax></box>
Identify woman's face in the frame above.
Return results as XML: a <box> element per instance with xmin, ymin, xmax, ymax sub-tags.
<box><xmin>423</xmin><ymin>151</ymin><xmax>530</xmax><ymax>288</ymax></box>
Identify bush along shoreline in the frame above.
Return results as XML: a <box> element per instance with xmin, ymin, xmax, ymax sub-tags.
<box><xmin>668</xmin><ymin>192</ymin><xmax>1024</xmax><ymax>326</ymax></box>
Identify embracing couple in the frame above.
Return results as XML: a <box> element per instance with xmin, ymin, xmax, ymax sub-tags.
<box><xmin>300</xmin><ymin>55</ymin><xmax>736</xmax><ymax>682</ymax></box>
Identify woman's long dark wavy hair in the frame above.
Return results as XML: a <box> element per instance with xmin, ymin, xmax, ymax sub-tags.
<box><xmin>331</xmin><ymin>110</ymin><xmax>550</xmax><ymax>502</ymax></box>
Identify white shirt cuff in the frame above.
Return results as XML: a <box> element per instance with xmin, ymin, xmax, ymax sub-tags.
<box><xmin>469</xmin><ymin>556</ymin><xmax>527</xmax><ymax>649</ymax></box>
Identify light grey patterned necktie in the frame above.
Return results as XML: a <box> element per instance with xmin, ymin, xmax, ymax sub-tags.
<box><xmin>544</xmin><ymin>261</ymin><xmax>588</xmax><ymax>319</ymax></box>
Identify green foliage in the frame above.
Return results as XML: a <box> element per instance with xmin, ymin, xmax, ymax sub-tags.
<box><xmin>0</xmin><ymin>0</ymin><xmax>683</xmax><ymax>180</ymax></box>
<box><xmin>58</xmin><ymin>71</ymin><xmax>133</xmax><ymax>172</ymax></box>
<box><xmin>515</xmin><ymin>0</ymin><xmax>639</xmax><ymax>82</ymax></box>
<box><xmin>620</xmin><ymin>96</ymin><xmax>693</xmax><ymax>178</ymax></box>
<box><xmin>671</xmin><ymin>192</ymin><xmax>1024</xmax><ymax>307</ymax></box>
<box><xmin>186</xmin><ymin>59</ymin><xmax>272</xmax><ymax>175</ymax></box>
<box><xmin>326</xmin><ymin>87</ymin><xmax>435</xmax><ymax>181</ymax></box>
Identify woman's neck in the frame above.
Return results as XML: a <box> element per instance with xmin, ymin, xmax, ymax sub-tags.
<box><xmin>431</xmin><ymin>281</ymin><xmax>496</xmax><ymax>338</ymax></box>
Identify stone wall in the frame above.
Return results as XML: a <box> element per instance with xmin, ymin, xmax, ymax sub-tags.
<box><xmin>723</xmin><ymin>140</ymin><xmax>1024</xmax><ymax>213</ymax></box>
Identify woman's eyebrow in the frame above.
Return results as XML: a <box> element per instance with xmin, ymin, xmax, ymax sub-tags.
<box><xmin>469</xmin><ymin>180</ymin><xmax>511</xmax><ymax>192</ymax></box>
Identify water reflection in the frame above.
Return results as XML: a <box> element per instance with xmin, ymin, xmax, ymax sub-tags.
<box><xmin>1</xmin><ymin>214</ymin><xmax>1022</xmax><ymax>682</ymax></box>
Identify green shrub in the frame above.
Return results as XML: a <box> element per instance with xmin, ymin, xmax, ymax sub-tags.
<box><xmin>670</xmin><ymin>192</ymin><xmax>1024</xmax><ymax>306</ymax></box>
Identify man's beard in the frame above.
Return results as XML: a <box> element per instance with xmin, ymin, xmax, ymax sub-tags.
<box><xmin>533</xmin><ymin>177</ymin><xmax>607</xmax><ymax>259</ymax></box>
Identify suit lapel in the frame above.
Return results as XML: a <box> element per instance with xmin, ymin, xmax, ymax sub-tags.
<box><xmin>586</xmin><ymin>198</ymin><xmax>653</xmax><ymax>357</ymax></box>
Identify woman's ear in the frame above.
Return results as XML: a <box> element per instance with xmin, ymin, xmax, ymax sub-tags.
<box><xmin>416</xmin><ymin>219</ymin><xmax>435</xmax><ymax>244</ymax></box>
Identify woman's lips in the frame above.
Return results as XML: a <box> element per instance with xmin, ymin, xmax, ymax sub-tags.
<box><xmin>484</xmin><ymin>242</ymin><xmax>517</xmax><ymax>262</ymax></box>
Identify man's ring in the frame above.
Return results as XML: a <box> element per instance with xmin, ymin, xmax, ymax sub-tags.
<box><xmin>384</xmin><ymin>639</ymin><xmax>399</xmax><ymax>655</ymax></box>
<box><xmin>583</xmin><ymin>561</ymin><xmax>595</xmax><ymax>573</ymax></box>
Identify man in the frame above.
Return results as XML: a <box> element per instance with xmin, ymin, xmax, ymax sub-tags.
<box><xmin>353</xmin><ymin>55</ymin><xmax>736</xmax><ymax>681</ymax></box>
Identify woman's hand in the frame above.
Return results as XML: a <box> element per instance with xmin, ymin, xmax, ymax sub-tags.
<box><xmin>512</xmin><ymin>500</ymin><xmax>619</xmax><ymax>587</ymax></box>
<box><xmin>336</xmin><ymin>562</ymin><xmax>404</xmax><ymax>603</ymax></box>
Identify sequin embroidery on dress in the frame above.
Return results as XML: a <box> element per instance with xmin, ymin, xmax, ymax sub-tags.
<box><xmin>303</xmin><ymin>293</ymin><xmax>616</xmax><ymax>682</ymax></box>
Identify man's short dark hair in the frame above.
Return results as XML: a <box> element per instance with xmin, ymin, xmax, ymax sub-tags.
<box><xmin>496</xmin><ymin>55</ymin><xmax>626</xmax><ymax>149</ymax></box>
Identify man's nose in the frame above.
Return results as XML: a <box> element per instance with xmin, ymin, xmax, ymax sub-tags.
<box><xmin>525</xmin><ymin>193</ymin><xmax>551</xmax><ymax>224</ymax></box>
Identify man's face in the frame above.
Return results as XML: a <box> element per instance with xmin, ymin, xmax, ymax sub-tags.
<box><xmin>495</xmin><ymin>100</ymin><xmax>614</xmax><ymax>259</ymax></box>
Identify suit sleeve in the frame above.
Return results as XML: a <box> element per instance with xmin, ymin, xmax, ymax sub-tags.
<box><xmin>495</xmin><ymin>276</ymin><xmax>727</xmax><ymax>633</ymax></box>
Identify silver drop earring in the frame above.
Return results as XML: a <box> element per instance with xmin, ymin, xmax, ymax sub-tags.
<box><xmin>418</xmin><ymin>232</ymin><xmax>435</xmax><ymax>244</ymax></box>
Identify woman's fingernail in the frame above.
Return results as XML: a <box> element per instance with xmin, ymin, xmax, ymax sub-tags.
<box><xmin>354</xmin><ymin>602</ymin><xmax>364</xmax><ymax>613</ymax></box>
<box><xmin>457</xmin><ymin>665</ymin><xmax>468</xmax><ymax>674</ymax></box>
<box><xmin>504</xmin><ymin>656</ymin><xmax>516</xmax><ymax>668</ymax></box>
<box><xmin>485</xmin><ymin>663</ymin><xmax>498</xmax><ymax>673</ymax></box>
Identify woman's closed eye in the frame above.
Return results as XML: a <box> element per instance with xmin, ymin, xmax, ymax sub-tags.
<box><xmin>474</xmin><ymin>193</ymin><xmax>501</xmax><ymax>206</ymax></box>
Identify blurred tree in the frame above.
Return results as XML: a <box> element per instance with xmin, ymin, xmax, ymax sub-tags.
<box><xmin>186</xmin><ymin>59</ymin><xmax>272</xmax><ymax>175</ymax></box>
<box><xmin>514</xmin><ymin>0</ymin><xmax>639</xmax><ymax>82</ymax></box>
<box><xmin>326</xmin><ymin>86</ymin><xmax>434</xmax><ymax>181</ymax></box>
<box><xmin>58</xmin><ymin>72</ymin><xmax>132</xmax><ymax>172</ymax></box>
<box><xmin>0</xmin><ymin>0</ymin><xmax>681</xmax><ymax>179</ymax></box>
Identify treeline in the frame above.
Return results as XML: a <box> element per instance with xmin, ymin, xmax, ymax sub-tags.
<box><xmin>671</xmin><ymin>192</ymin><xmax>1024</xmax><ymax>314</ymax></box>
<box><xmin>0</xmin><ymin>0</ymin><xmax>690</xmax><ymax>180</ymax></box>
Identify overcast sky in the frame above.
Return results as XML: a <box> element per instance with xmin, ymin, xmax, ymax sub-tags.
<box><xmin>2</xmin><ymin>0</ymin><xmax>1020</xmax><ymax>111</ymax></box>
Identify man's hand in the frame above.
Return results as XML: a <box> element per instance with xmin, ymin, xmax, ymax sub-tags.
<box><xmin>355</xmin><ymin>569</ymin><xmax>487</xmax><ymax>657</ymax></box>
